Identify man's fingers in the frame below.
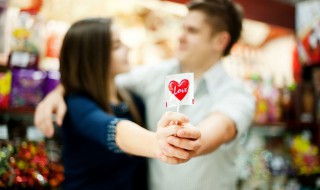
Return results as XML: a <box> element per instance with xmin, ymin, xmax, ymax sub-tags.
<box><xmin>43</xmin><ymin>102</ymin><xmax>55</xmax><ymax>136</ymax></box>
<box><xmin>167</xmin><ymin>136</ymin><xmax>201</xmax><ymax>151</ymax></box>
<box><xmin>55</xmin><ymin>103</ymin><xmax>67</xmax><ymax>126</ymax></box>
<box><xmin>34</xmin><ymin>103</ymin><xmax>50</xmax><ymax>137</ymax></box>
<box><xmin>34</xmin><ymin>102</ymin><xmax>55</xmax><ymax>138</ymax></box>
<box><xmin>157</xmin><ymin>111</ymin><xmax>189</xmax><ymax>128</ymax></box>
<box><xmin>159</xmin><ymin>125</ymin><xmax>181</xmax><ymax>137</ymax></box>
<box><xmin>34</xmin><ymin>103</ymin><xmax>43</xmax><ymax>129</ymax></box>
<box><xmin>176</xmin><ymin>126</ymin><xmax>201</xmax><ymax>140</ymax></box>
<box><xmin>45</xmin><ymin>125</ymin><xmax>54</xmax><ymax>138</ymax></box>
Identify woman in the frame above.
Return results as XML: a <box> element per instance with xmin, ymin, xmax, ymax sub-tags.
<box><xmin>58</xmin><ymin>18</ymin><xmax>199</xmax><ymax>190</ymax></box>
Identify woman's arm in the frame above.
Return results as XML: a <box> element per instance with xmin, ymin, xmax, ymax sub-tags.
<box><xmin>67</xmin><ymin>96</ymin><xmax>201</xmax><ymax>164</ymax></box>
<box><xmin>155</xmin><ymin>113</ymin><xmax>233</xmax><ymax>158</ymax></box>
<box><xmin>115</xmin><ymin>112</ymin><xmax>201</xmax><ymax>164</ymax></box>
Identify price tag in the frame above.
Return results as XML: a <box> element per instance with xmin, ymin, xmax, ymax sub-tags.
<box><xmin>27</xmin><ymin>126</ymin><xmax>45</xmax><ymax>141</ymax></box>
<box><xmin>10</xmin><ymin>52</ymin><xmax>30</xmax><ymax>67</ymax></box>
<box><xmin>0</xmin><ymin>125</ymin><xmax>8</xmax><ymax>140</ymax></box>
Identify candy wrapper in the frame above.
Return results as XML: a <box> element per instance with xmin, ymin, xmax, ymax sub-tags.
<box><xmin>0</xmin><ymin>140</ymin><xmax>64</xmax><ymax>189</ymax></box>
<box><xmin>290</xmin><ymin>133</ymin><xmax>320</xmax><ymax>175</ymax></box>
<box><xmin>43</xmin><ymin>70</ymin><xmax>60</xmax><ymax>96</ymax></box>
<box><xmin>165</xmin><ymin>73</ymin><xmax>194</xmax><ymax>112</ymax></box>
<box><xmin>10</xmin><ymin>68</ymin><xmax>46</xmax><ymax>110</ymax></box>
<box><xmin>0</xmin><ymin>71</ymin><xmax>12</xmax><ymax>110</ymax></box>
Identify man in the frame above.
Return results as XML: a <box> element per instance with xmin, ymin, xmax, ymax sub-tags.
<box><xmin>35</xmin><ymin>1</ymin><xmax>254</xmax><ymax>189</ymax></box>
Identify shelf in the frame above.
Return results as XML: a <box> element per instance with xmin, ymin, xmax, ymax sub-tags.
<box><xmin>251</xmin><ymin>121</ymin><xmax>319</xmax><ymax>137</ymax></box>
<box><xmin>285</xmin><ymin>120</ymin><xmax>318</xmax><ymax>128</ymax></box>
<box><xmin>253</xmin><ymin>121</ymin><xmax>318</xmax><ymax>129</ymax></box>
<box><xmin>251</xmin><ymin>124</ymin><xmax>286</xmax><ymax>137</ymax></box>
<box><xmin>1</xmin><ymin>108</ymin><xmax>35</xmax><ymax>124</ymax></box>
<box><xmin>1</xmin><ymin>108</ymin><xmax>35</xmax><ymax>115</ymax></box>
<box><xmin>252</xmin><ymin>122</ymin><xmax>286</xmax><ymax>128</ymax></box>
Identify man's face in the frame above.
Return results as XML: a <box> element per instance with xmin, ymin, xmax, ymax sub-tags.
<box><xmin>177</xmin><ymin>10</ymin><xmax>215</xmax><ymax>67</ymax></box>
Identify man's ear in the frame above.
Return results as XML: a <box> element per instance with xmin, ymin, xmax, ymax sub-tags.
<box><xmin>212</xmin><ymin>31</ymin><xmax>230</xmax><ymax>52</ymax></box>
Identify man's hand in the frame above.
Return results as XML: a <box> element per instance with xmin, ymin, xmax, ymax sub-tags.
<box><xmin>156</xmin><ymin>111</ymin><xmax>201</xmax><ymax>164</ymax></box>
<box><xmin>34</xmin><ymin>85</ymin><xmax>66</xmax><ymax>138</ymax></box>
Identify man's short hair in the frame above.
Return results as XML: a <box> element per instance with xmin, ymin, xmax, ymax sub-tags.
<box><xmin>188</xmin><ymin>0</ymin><xmax>243</xmax><ymax>56</ymax></box>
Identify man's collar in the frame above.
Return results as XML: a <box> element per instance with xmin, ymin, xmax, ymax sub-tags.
<box><xmin>168</xmin><ymin>58</ymin><xmax>180</xmax><ymax>74</ymax></box>
<box><xmin>171</xmin><ymin>60</ymin><xmax>225</xmax><ymax>96</ymax></box>
<box><xmin>199</xmin><ymin>62</ymin><xmax>225</xmax><ymax>96</ymax></box>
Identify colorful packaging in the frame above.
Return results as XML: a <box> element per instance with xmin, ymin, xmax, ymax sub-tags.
<box><xmin>10</xmin><ymin>68</ymin><xmax>46</xmax><ymax>109</ymax></box>
<box><xmin>0</xmin><ymin>71</ymin><xmax>12</xmax><ymax>110</ymax></box>
<box><xmin>43</xmin><ymin>70</ymin><xmax>60</xmax><ymax>96</ymax></box>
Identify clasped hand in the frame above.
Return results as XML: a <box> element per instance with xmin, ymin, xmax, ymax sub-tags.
<box><xmin>156</xmin><ymin>111</ymin><xmax>201</xmax><ymax>164</ymax></box>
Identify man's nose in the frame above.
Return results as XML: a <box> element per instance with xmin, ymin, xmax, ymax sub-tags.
<box><xmin>179</xmin><ymin>33</ymin><xmax>187</xmax><ymax>43</ymax></box>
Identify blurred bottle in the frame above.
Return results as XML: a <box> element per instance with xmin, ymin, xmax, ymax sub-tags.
<box><xmin>311</xmin><ymin>68</ymin><xmax>320</xmax><ymax>123</ymax></box>
<box><xmin>266</xmin><ymin>76</ymin><xmax>281</xmax><ymax>123</ymax></box>
<box><xmin>279</xmin><ymin>79</ymin><xmax>296</xmax><ymax>122</ymax></box>
<box><xmin>252</xmin><ymin>75</ymin><xmax>268</xmax><ymax>123</ymax></box>
<box><xmin>299</xmin><ymin>81</ymin><xmax>315</xmax><ymax>123</ymax></box>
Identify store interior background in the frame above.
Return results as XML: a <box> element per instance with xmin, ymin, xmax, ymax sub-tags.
<box><xmin>1</xmin><ymin>0</ymin><xmax>320</xmax><ymax>189</ymax></box>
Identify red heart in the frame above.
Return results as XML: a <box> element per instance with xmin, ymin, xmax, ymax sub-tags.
<box><xmin>168</xmin><ymin>79</ymin><xmax>189</xmax><ymax>101</ymax></box>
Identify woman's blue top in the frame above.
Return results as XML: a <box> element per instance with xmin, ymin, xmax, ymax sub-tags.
<box><xmin>61</xmin><ymin>93</ymin><xmax>147</xmax><ymax>190</ymax></box>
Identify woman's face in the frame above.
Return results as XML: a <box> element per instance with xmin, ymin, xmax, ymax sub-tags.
<box><xmin>110</xmin><ymin>25</ymin><xmax>130</xmax><ymax>76</ymax></box>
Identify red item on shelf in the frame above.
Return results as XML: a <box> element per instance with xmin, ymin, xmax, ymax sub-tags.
<box><xmin>20</xmin><ymin>0</ymin><xmax>43</xmax><ymax>15</ymax></box>
<box><xmin>292</xmin><ymin>45</ymin><xmax>302</xmax><ymax>84</ymax></box>
<box><xmin>0</xmin><ymin>71</ymin><xmax>11</xmax><ymax>110</ymax></box>
<box><xmin>165</xmin><ymin>0</ymin><xmax>189</xmax><ymax>4</ymax></box>
<box><xmin>45</xmin><ymin>34</ymin><xmax>61</xmax><ymax>58</ymax></box>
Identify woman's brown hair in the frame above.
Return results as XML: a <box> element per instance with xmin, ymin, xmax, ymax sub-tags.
<box><xmin>60</xmin><ymin>18</ymin><xmax>142</xmax><ymax>125</ymax></box>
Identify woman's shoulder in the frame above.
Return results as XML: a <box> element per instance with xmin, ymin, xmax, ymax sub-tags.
<box><xmin>65</xmin><ymin>93</ymin><xmax>99</xmax><ymax>110</ymax></box>
<box><xmin>129</xmin><ymin>91</ymin><xmax>144</xmax><ymax>108</ymax></box>
<box><xmin>66</xmin><ymin>93</ymin><xmax>91</xmax><ymax>102</ymax></box>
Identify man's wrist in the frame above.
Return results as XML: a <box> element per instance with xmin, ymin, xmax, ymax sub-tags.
<box><xmin>56</xmin><ymin>84</ymin><xmax>65</xmax><ymax>95</ymax></box>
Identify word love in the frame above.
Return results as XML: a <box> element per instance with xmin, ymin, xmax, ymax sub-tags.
<box><xmin>168</xmin><ymin>79</ymin><xmax>189</xmax><ymax>101</ymax></box>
